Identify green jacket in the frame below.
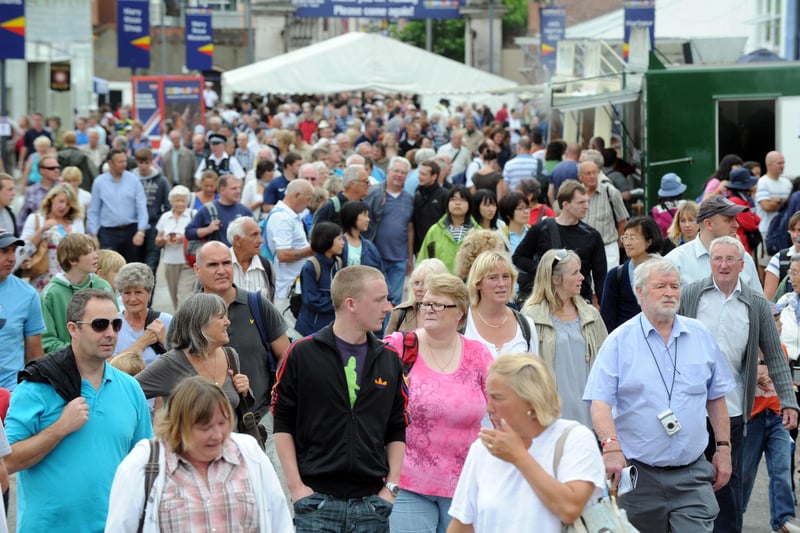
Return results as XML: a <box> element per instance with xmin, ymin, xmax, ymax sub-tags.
<box><xmin>41</xmin><ymin>273</ymin><xmax>116</xmax><ymax>354</ymax></box>
<box><xmin>417</xmin><ymin>214</ymin><xmax>479</xmax><ymax>274</ymax></box>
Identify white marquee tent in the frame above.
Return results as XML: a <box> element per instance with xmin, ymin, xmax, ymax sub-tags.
<box><xmin>222</xmin><ymin>32</ymin><xmax>518</xmax><ymax>109</ymax></box>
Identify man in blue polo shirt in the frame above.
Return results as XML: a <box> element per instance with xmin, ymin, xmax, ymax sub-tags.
<box><xmin>0</xmin><ymin>231</ymin><xmax>45</xmax><ymax>390</ymax></box>
<box><xmin>5</xmin><ymin>289</ymin><xmax>152</xmax><ymax>532</ymax></box>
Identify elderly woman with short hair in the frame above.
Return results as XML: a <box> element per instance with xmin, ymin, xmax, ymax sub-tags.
<box><xmin>447</xmin><ymin>354</ymin><xmax>605</xmax><ymax>532</ymax></box>
<box><xmin>106</xmin><ymin>376</ymin><xmax>292</xmax><ymax>532</ymax></box>
<box><xmin>113</xmin><ymin>262</ymin><xmax>172</xmax><ymax>366</ymax></box>
<box><xmin>135</xmin><ymin>293</ymin><xmax>250</xmax><ymax>409</ymax></box>
<box><xmin>155</xmin><ymin>185</ymin><xmax>195</xmax><ymax>310</ymax></box>
<box><xmin>384</xmin><ymin>274</ymin><xmax>493</xmax><ymax>533</ymax></box>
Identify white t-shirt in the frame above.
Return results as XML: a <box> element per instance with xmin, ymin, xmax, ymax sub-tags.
<box><xmin>449</xmin><ymin>419</ymin><xmax>605</xmax><ymax>533</ymax></box>
<box><xmin>155</xmin><ymin>209</ymin><xmax>193</xmax><ymax>264</ymax></box>
<box><xmin>463</xmin><ymin>310</ymin><xmax>538</xmax><ymax>358</ymax></box>
<box><xmin>755</xmin><ymin>175</ymin><xmax>792</xmax><ymax>233</ymax></box>
<box><xmin>267</xmin><ymin>200</ymin><xmax>309</xmax><ymax>298</ymax></box>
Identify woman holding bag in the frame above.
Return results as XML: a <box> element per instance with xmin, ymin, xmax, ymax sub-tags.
<box><xmin>105</xmin><ymin>376</ymin><xmax>292</xmax><ymax>532</ymax></box>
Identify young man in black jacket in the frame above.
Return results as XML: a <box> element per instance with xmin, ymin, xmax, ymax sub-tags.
<box><xmin>273</xmin><ymin>265</ymin><xmax>408</xmax><ymax>532</ymax></box>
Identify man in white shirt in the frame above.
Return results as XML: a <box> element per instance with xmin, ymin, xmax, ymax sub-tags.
<box><xmin>266</xmin><ymin>179</ymin><xmax>314</xmax><ymax>333</ymax></box>
<box><xmin>437</xmin><ymin>129</ymin><xmax>472</xmax><ymax>182</ymax></box>
<box><xmin>756</xmin><ymin>151</ymin><xmax>792</xmax><ymax>239</ymax></box>
<box><xmin>228</xmin><ymin>216</ymin><xmax>274</xmax><ymax>298</ymax></box>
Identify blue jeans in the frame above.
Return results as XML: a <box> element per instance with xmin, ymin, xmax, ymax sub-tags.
<box><xmin>742</xmin><ymin>410</ymin><xmax>795</xmax><ymax>531</ymax></box>
<box><xmin>293</xmin><ymin>492</ymin><xmax>391</xmax><ymax>533</ymax></box>
<box><xmin>382</xmin><ymin>259</ymin><xmax>407</xmax><ymax>306</ymax></box>
<box><xmin>390</xmin><ymin>489</ymin><xmax>451</xmax><ymax>533</ymax></box>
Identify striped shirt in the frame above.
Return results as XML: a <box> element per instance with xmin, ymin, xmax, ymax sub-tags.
<box><xmin>585</xmin><ymin>181</ymin><xmax>629</xmax><ymax>244</ymax></box>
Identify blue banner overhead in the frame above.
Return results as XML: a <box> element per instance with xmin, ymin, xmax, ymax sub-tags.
<box><xmin>186</xmin><ymin>10</ymin><xmax>213</xmax><ymax>71</ymax></box>
<box><xmin>624</xmin><ymin>0</ymin><xmax>655</xmax><ymax>60</ymax></box>
<box><xmin>118</xmin><ymin>0</ymin><xmax>150</xmax><ymax>69</ymax></box>
<box><xmin>540</xmin><ymin>5</ymin><xmax>565</xmax><ymax>73</ymax></box>
<box><xmin>0</xmin><ymin>0</ymin><xmax>25</xmax><ymax>60</ymax></box>
<box><xmin>293</xmin><ymin>0</ymin><xmax>462</xmax><ymax>19</ymax></box>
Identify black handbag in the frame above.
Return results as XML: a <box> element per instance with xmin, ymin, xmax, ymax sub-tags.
<box><xmin>222</xmin><ymin>347</ymin><xmax>267</xmax><ymax>450</ymax></box>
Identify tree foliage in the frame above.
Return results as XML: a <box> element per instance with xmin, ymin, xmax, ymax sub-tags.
<box><xmin>391</xmin><ymin>0</ymin><xmax>528</xmax><ymax>60</ymax></box>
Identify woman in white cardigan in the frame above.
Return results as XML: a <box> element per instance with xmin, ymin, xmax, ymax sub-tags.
<box><xmin>105</xmin><ymin>376</ymin><xmax>292</xmax><ymax>533</ymax></box>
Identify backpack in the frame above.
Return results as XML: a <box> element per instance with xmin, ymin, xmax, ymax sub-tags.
<box><xmin>184</xmin><ymin>202</ymin><xmax>219</xmax><ymax>267</ymax></box>
<box><xmin>259</xmin><ymin>206</ymin><xmax>287</xmax><ymax>262</ymax></box>
<box><xmin>771</xmin><ymin>248</ymin><xmax>795</xmax><ymax>302</ymax></box>
<box><xmin>400</xmin><ymin>331</ymin><xmax>419</xmax><ymax>375</ymax></box>
<box><xmin>204</xmin><ymin>154</ymin><xmax>232</xmax><ymax>175</ymax></box>
<box><xmin>288</xmin><ymin>256</ymin><xmax>342</xmax><ymax>319</ymax></box>
<box><xmin>766</xmin><ymin>205</ymin><xmax>792</xmax><ymax>255</ymax></box>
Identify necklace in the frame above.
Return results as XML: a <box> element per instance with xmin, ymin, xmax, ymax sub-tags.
<box><xmin>476</xmin><ymin>307</ymin><xmax>509</xmax><ymax>328</ymax></box>
<box><xmin>423</xmin><ymin>334</ymin><xmax>459</xmax><ymax>373</ymax></box>
<box><xmin>198</xmin><ymin>351</ymin><xmax>219</xmax><ymax>386</ymax></box>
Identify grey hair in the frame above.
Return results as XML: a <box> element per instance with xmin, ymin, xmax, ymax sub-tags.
<box><xmin>169</xmin><ymin>185</ymin><xmax>191</xmax><ymax>201</ymax></box>
<box><xmin>388</xmin><ymin>156</ymin><xmax>411</xmax><ymax>172</ymax></box>
<box><xmin>415</xmin><ymin>148</ymin><xmax>436</xmax><ymax>164</ymax></box>
<box><xmin>115</xmin><ymin>262</ymin><xmax>155</xmax><ymax>293</ymax></box>
<box><xmin>709</xmin><ymin>235</ymin><xmax>745</xmax><ymax>260</ymax></box>
<box><xmin>170</xmin><ymin>293</ymin><xmax>228</xmax><ymax>355</ymax></box>
<box><xmin>577</xmin><ymin>160</ymin><xmax>599</xmax><ymax>175</ymax></box>
<box><xmin>226</xmin><ymin>216</ymin><xmax>256</xmax><ymax>244</ymax></box>
<box><xmin>580</xmin><ymin>149</ymin><xmax>604</xmax><ymax>168</ymax></box>
<box><xmin>345</xmin><ymin>154</ymin><xmax>365</xmax><ymax>167</ymax></box>
<box><xmin>342</xmin><ymin>165</ymin><xmax>365</xmax><ymax>187</ymax></box>
<box><xmin>632</xmin><ymin>258</ymin><xmax>679</xmax><ymax>298</ymax></box>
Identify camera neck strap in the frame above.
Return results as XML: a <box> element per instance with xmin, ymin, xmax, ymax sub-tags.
<box><xmin>639</xmin><ymin>316</ymin><xmax>678</xmax><ymax>405</ymax></box>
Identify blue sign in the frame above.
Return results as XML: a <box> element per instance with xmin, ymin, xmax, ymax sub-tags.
<box><xmin>186</xmin><ymin>10</ymin><xmax>212</xmax><ymax>71</ymax></box>
<box><xmin>540</xmin><ymin>6</ymin><xmax>565</xmax><ymax>73</ymax></box>
<box><xmin>118</xmin><ymin>0</ymin><xmax>150</xmax><ymax>69</ymax></box>
<box><xmin>293</xmin><ymin>0</ymin><xmax>462</xmax><ymax>19</ymax></box>
<box><xmin>624</xmin><ymin>0</ymin><xmax>655</xmax><ymax>60</ymax></box>
<box><xmin>0</xmin><ymin>0</ymin><xmax>25</xmax><ymax>60</ymax></box>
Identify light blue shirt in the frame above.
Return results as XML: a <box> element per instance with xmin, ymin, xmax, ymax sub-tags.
<box><xmin>583</xmin><ymin>312</ymin><xmax>734</xmax><ymax>467</ymax></box>
<box><xmin>114</xmin><ymin>311</ymin><xmax>173</xmax><ymax>366</ymax></box>
<box><xmin>0</xmin><ymin>275</ymin><xmax>45</xmax><ymax>390</ymax></box>
<box><xmin>6</xmin><ymin>363</ymin><xmax>152</xmax><ymax>532</ymax></box>
<box><xmin>87</xmin><ymin>170</ymin><xmax>149</xmax><ymax>234</ymax></box>
<box><xmin>404</xmin><ymin>168</ymin><xmax>420</xmax><ymax>195</ymax></box>
<box><xmin>665</xmin><ymin>236</ymin><xmax>762</xmax><ymax>293</ymax></box>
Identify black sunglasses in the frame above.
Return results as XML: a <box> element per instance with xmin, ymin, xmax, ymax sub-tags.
<box><xmin>41</xmin><ymin>166</ymin><xmax>61</xmax><ymax>171</ymax></box>
<box><xmin>75</xmin><ymin>318</ymin><xmax>123</xmax><ymax>333</ymax></box>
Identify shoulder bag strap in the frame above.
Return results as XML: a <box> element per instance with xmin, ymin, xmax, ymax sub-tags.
<box><xmin>552</xmin><ymin>423</ymin><xmax>578</xmax><ymax>477</ymax></box>
<box><xmin>138</xmin><ymin>438</ymin><xmax>160</xmax><ymax>533</ymax></box>
<box><xmin>512</xmin><ymin>309</ymin><xmax>532</xmax><ymax>351</ymax></box>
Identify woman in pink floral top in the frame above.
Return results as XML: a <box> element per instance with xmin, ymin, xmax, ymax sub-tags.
<box><xmin>384</xmin><ymin>273</ymin><xmax>493</xmax><ymax>533</ymax></box>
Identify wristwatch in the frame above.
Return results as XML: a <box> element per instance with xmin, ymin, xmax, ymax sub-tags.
<box><xmin>384</xmin><ymin>481</ymin><xmax>400</xmax><ymax>497</ymax></box>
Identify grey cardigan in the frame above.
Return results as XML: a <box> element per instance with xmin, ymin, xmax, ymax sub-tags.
<box><xmin>680</xmin><ymin>276</ymin><xmax>799</xmax><ymax>418</ymax></box>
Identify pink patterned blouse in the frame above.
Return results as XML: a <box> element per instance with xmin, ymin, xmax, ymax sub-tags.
<box><xmin>385</xmin><ymin>331</ymin><xmax>493</xmax><ymax>498</ymax></box>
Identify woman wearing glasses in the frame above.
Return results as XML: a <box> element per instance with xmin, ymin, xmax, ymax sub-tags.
<box><xmin>135</xmin><ymin>293</ymin><xmax>251</xmax><ymax>410</ymax></box>
<box><xmin>600</xmin><ymin>216</ymin><xmax>663</xmax><ymax>332</ymax></box>
<box><xmin>385</xmin><ymin>258</ymin><xmax>449</xmax><ymax>335</ymax></box>
<box><xmin>521</xmin><ymin>249</ymin><xmax>607</xmax><ymax>428</ymax></box>
<box><xmin>384</xmin><ymin>274</ymin><xmax>493</xmax><ymax>533</ymax></box>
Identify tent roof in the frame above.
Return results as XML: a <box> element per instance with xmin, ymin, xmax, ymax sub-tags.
<box><xmin>222</xmin><ymin>32</ymin><xmax>518</xmax><ymax>100</ymax></box>
<box><xmin>565</xmin><ymin>0</ymin><xmax>752</xmax><ymax>44</ymax></box>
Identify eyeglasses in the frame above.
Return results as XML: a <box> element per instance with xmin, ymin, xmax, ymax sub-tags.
<box><xmin>355</xmin><ymin>178</ymin><xmax>370</xmax><ymax>184</ymax></box>
<box><xmin>620</xmin><ymin>234</ymin><xmax>641</xmax><ymax>242</ymax></box>
<box><xmin>551</xmin><ymin>249</ymin><xmax>569</xmax><ymax>269</ymax></box>
<box><xmin>418</xmin><ymin>301</ymin><xmax>458</xmax><ymax>312</ymax></box>
<box><xmin>41</xmin><ymin>166</ymin><xmax>60</xmax><ymax>171</ymax></box>
<box><xmin>515</xmin><ymin>205</ymin><xmax>532</xmax><ymax>211</ymax></box>
<box><xmin>75</xmin><ymin>318</ymin><xmax>123</xmax><ymax>333</ymax></box>
<box><xmin>789</xmin><ymin>270</ymin><xmax>800</xmax><ymax>277</ymax></box>
<box><xmin>710</xmin><ymin>256</ymin><xmax>743</xmax><ymax>265</ymax></box>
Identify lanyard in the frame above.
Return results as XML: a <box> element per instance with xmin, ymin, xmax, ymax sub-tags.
<box><xmin>639</xmin><ymin>316</ymin><xmax>678</xmax><ymax>405</ymax></box>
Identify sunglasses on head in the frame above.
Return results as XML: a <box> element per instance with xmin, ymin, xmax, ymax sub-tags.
<box><xmin>75</xmin><ymin>318</ymin><xmax>123</xmax><ymax>333</ymax></box>
<box><xmin>551</xmin><ymin>249</ymin><xmax>569</xmax><ymax>270</ymax></box>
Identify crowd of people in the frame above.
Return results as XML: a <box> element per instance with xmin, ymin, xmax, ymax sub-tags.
<box><xmin>0</xmin><ymin>94</ymin><xmax>796</xmax><ymax>533</ymax></box>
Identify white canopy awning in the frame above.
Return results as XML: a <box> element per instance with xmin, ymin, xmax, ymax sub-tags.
<box><xmin>222</xmin><ymin>32</ymin><xmax>518</xmax><ymax>109</ymax></box>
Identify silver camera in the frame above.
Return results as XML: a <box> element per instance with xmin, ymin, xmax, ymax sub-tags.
<box><xmin>657</xmin><ymin>408</ymin><xmax>682</xmax><ymax>436</ymax></box>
